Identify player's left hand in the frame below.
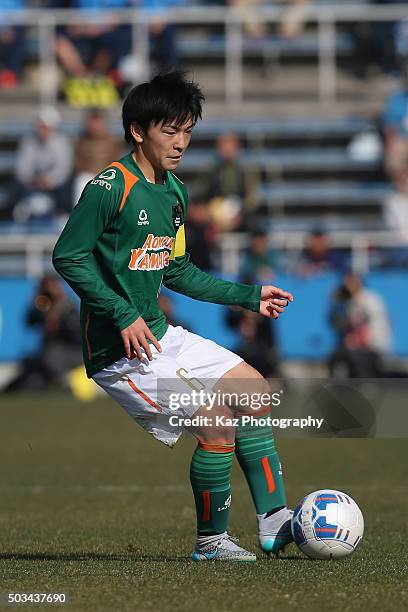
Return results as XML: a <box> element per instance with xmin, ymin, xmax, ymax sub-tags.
<box><xmin>259</xmin><ymin>285</ymin><xmax>294</xmax><ymax>319</ymax></box>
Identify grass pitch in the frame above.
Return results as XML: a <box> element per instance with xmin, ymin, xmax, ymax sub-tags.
<box><xmin>0</xmin><ymin>392</ymin><xmax>407</xmax><ymax>612</ymax></box>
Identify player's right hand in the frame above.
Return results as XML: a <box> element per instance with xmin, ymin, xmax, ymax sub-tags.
<box><xmin>120</xmin><ymin>316</ymin><xmax>162</xmax><ymax>361</ymax></box>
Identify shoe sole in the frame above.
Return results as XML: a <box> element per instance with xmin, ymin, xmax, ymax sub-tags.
<box><xmin>191</xmin><ymin>551</ymin><xmax>257</xmax><ymax>562</ymax></box>
<box><xmin>259</xmin><ymin>536</ymin><xmax>293</xmax><ymax>555</ymax></box>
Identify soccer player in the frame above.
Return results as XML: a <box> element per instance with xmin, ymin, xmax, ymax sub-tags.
<box><xmin>52</xmin><ymin>72</ymin><xmax>294</xmax><ymax>562</ymax></box>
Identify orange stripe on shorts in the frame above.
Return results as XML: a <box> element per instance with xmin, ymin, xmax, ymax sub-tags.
<box><xmin>126</xmin><ymin>377</ymin><xmax>162</xmax><ymax>412</ymax></box>
<box><xmin>261</xmin><ymin>456</ymin><xmax>276</xmax><ymax>494</ymax></box>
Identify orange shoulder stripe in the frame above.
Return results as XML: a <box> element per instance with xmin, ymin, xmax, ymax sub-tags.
<box><xmin>109</xmin><ymin>161</ymin><xmax>139</xmax><ymax>212</ymax></box>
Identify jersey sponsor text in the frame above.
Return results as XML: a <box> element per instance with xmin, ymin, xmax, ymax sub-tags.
<box><xmin>128</xmin><ymin>233</ymin><xmax>173</xmax><ymax>271</ymax></box>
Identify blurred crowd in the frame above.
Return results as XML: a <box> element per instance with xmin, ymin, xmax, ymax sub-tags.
<box><xmin>2</xmin><ymin>91</ymin><xmax>408</xmax><ymax>272</ymax></box>
<box><xmin>4</xmin><ymin>274</ymin><xmax>83</xmax><ymax>392</ymax></box>
<box><xmin>1</xmin><ymin>0</ymin><xmax>408</xmax><ymax>385</ymax></box>
<box><xmin>4</xmin><ymin>265</ymin><xmax>394</xmax><ymax>395</ymax></box>
<box><xmin>0</xmin><ymin>106</ymin><xmax>124</xmax><ymax>222</ymax></box>
<box><xmin>1</xmin><ymin>0</ymin><xmax>189</xmax><ymax>91</ymax></box>
<box><xmin>2</xmin><ymin>1</ymin><xmax>408</xmax><ymax>90</ymax></box>
<box><xmin>0</xmin><ymin>107</ymin><xmax>402</xmax><ymax>388</ymax></box>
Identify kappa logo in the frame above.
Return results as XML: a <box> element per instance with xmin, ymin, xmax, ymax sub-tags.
<box><xmin>217</xmin><ymin>495</ymin><xmax>232</xmax><ymax>512</ymax></box>
<box><xmin>98</xmin><ymin>168</ymin><xmax>117</xmax><ymax>180</ymax></box>
<box><xmin>138</xmin><ymin>209</ymin><xmax>149</xmax><ymax>226</ymax></box>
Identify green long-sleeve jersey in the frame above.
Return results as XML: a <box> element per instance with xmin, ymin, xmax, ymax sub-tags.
<box><xmin>52</xmin><ymin>152</ymin><xmax>261</xmax><ymax>377</ymax></box>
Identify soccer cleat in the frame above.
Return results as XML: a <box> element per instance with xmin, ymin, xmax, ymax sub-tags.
<box><xmin>258</xmin><ymin>507</ymin><xmax>294</xmax><ymax>555</ymax></box>
<box><xmin>191</xmin><ymin>532</ymin><xmax>256</xmax><ymax>562</ymax></box>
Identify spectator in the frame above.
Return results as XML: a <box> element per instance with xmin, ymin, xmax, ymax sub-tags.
<box><xmin>73</xmin><ymin>108</ymin><xmax>123</xmax><ymax>203</ymax></box>
<box><xmin>383</xmin><ymin>59</ymin><xmax>408</xmax><ymax>185</ymax></box>
<box><xmin>382</xmin><ymin>59</ymin><xmax>408</xmax><ymax>263</ymax></box>
<box><xmin>295</xmin><ymin>229</ymin><xmax>347</xmax><ymax>276</ymax></box>
<box><xmin>207</xmin><ymin>132</ymin><xmax>245</xmax><ymax>202</ymax></box>
<box><xmin>372</xmin><ymin>0</ymin><xmax>408</xmax><ymax>74</ymax></box>
<box><xmin>11</xmin><ymin>106</ymin><xmax>73</xmax><ymax>221</ymax></box>
<box><xmin>328</xmin><ymin>273</ymin><xmax>391</xmax><ymax>378</ymax></box>
<box><xmin>384</xmin><ymin>162</ymin><xmax>408</xmax><ymax>240</ymax></box>
<box><xmin>226</xmin><ymin>306</ymin><xmax>279</xmax><ymax>378</ymax></box>
<box><xmin>279</xmin><ymin>0</ymin><xmax>311</xmax><ymax>40</ymax></box>
<box><xmin>184</xmin><ymin>200</ymin><xmax>216</xmax><ymax>271</ymax></box>
<box><xmin>229</xmin><ymin>0</ymin><xmax>267</xmax><ymax>40</ymax></box>
<box><xmin>206</xmin><ymin>132</ymin><xmax>259</xmax><ymax>232</ymax></box>
<box><xmin>136</xmin><ymin>0</ymin><xmax>186</xmax><ymax>72</ymax></box>
<box><xmin>55</xmin><ymin>0</ymin><xmax>131</xmax><ymax>84</ymax></box>
<box><xmin>351</xmin><ymin>0</ymin><xmax>408</xmax><ymax>78</ymax></box>
<box><xmin>383</xmin><ymin>167</ymin><xmax>408</xmax><ymax>266</ymax></box>
<box><xmin>4</xmin><ymin>275</ymin><xmax>83</xmax><ymax>392</ymax></box>
<box><xmin>0</xmin><ymin>0</ymin><xmax>27</xmax><ymax>89</ymax></box>
<box><xmin>240</xmin><ymin>230</ymin><xmax>280</xmax><ymax>283</ymax></box>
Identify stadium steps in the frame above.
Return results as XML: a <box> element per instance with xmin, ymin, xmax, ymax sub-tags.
<box><xmin>0</xmin><ymin>115</ymin><xmax>390</xmax><ymax>231</ymax></box>
<box><xmin>260</xmin><ymin>182</ymin><xmax>390</xmax><ymax>206</ymax></box>
<box><xmin>25</xmin><ymin>28</ymin><xmax>355</xmax><ymax>62</ymax></box>
<box><xmin>178</xmin><ymin>148</ymin><xmax>381</xmax><ymax>172</ymax></box>
<box><xmin>177</xmin><ymin>31</ymin><xmax>355</xmax><ymax>59</ymax></box>
<box><xmin>0</xmin><ymin>117</ymin><xmax>390</xmax><ymax>227</ymax></box>
<box><xmin>0</xmin><ymin>116</ymin><xmax>373</xmax><ymax>139</ymax></box>
<box><xmin>0</xmin><ymin>65</ymin><xmax>395</xmax><ymax>119</ymax></box>
<box><xmin>264</xmin><ymin>216</ymin><xmax>386</xmax><ymax>233</ymax></box>
<box><xmin>0</xmin><ymin>148</ymin><xmax>381</xmax><ymax>178</ymax></box>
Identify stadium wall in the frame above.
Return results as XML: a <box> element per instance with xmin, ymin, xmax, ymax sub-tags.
<box><xmin>1</xmin><ymin>272</ymin><xmax>407</xmax><ymax>364</ymax></box>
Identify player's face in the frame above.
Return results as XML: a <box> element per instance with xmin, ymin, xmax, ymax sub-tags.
<box><xmin>143</xmin><ymin>118</ymin><xmax>194</xmax><ymax>172</ymax></box>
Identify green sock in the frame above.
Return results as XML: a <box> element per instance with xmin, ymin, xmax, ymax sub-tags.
<box><xmin>190</xmin><ymin>443</ymin><xmax>234</xmax><ymax>536</ymax></box>
<box><xmin>235</xmin><ymin>419</ymin><xmax>286</xmax><ymax>515</ymax></box>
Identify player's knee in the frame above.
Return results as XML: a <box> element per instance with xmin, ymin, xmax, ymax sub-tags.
<box><xmin>195</xmin><ymin>426</ymin><xmax>235</xmax><ymax>446</ymax></box>
<box><xmin>218</xmin><ymin>362</ymin><xmax>271</xmax><ymax>395</ymax></box>
<box><xmin>216</xmin><ymin>363</ymin><xmax>274</xmax><ymax>415</ymax></box>
<box><xmin>186</xmin><ymin>403</ymin><xmax>236</xmax><ymax>445</ymax></box>
<box><xmin>235</xmin><ymin>368</ymin><xmax>271</xmax><ymax>415</ymax></box>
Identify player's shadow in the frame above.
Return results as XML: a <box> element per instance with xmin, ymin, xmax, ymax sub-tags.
<box><xmin>0</xmin><ymin>552</ymin><xmax>312</xmax><ymax>563</ymax></box>
<box><xmin>0</xmin><ymin>552</ymin><xmax>191</xmax><ymax>563</ymax></box>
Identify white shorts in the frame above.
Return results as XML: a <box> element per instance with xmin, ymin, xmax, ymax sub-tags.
<box><xmin>93</xmin><ymin>325</ymin><xmax>243</xmax><ymax>447</ymax></box>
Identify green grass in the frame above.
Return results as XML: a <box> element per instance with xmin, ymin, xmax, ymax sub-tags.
<box><xmin>0</xmin><ymin>392</ymin><xmax>407</xmax><ymax>611</ymax></box>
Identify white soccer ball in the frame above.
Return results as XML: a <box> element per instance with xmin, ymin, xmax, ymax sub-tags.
<box><xmin>291</xmin><ymin>489</ymin><xmax>364</xmax><ymax>560</ymax></box>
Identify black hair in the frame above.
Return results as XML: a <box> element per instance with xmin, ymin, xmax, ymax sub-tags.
<box><xmin>122</xmin><ymin>71</ymin><xmax>205</xmax><ymax>145</ymax></box>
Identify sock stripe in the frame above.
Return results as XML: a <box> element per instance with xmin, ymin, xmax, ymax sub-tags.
<box><xmin>202</xmin><ymin>490</ymin><xmax>210</xmax><ymax>521</ymax></box>
<box><xmin>261</xmin><ymin>456</ymin><xmax>276</xmax><ymax>494</ymax></box>
<box><xmin>198</xmin><ymin>442</ymin><xmax>235</xmax><ymax>453</ymax></box>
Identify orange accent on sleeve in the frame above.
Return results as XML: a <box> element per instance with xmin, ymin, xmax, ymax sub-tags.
<box><xmin>110</xmin><ymin>161</ymin><xmax>139</xmax><ymax>212</ymax></box>
<box><xmin>198</xmin><ymin>442</ymin><xmax>235</xmax><ymax>453</ymax></box>
<box><xmin>202</xmin><ymin>490</ymin><xmax>210</xmax><ymax>521</ymax></box>
<box><xmin>261</xmin><ymin>456</ymin><xmax>276</xmax><ymax>493</ymax></box>
<box><xmin>84</xmin><ymin>312</ymin><xmax>92</xmax><ymax>360</ymax></box>
<box><xmin>126</xmin><ymin>377</ymin><xmax>162</xmax><ymax>412</ymax></box>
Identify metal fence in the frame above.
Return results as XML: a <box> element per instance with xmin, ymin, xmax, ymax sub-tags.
<box><xmin>3</xmin><ymin>4</ymin><xmax>408</xmax><ymax>106</ymax></box>
<box><xmin>0</xmin><ymin>229</ymin><xmax>406</xmax><ymax>278</ymax></box>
